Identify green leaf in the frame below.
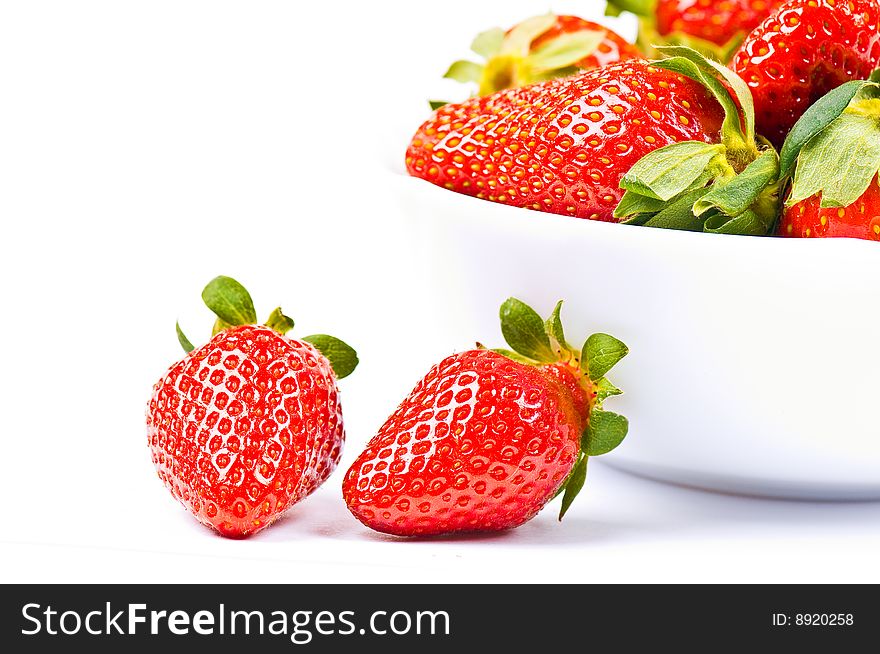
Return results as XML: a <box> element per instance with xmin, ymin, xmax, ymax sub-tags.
<box><xmin>620</xmin><ymin>141</ymin><xmax>725</xmax><ymax>201</ymax></box>
<box><xmin>265</xmin><ymin>307</ymin><xmax>294</xmax><ymax>334</ymax></box>
<box><xmin>176</xmin><ymin>321</ymin><xmax>194</xmax><ymax>354</ymax></box>
<box><xmin>596</xmin><ymin>377</ymin><xmax>623</xmax><ymax>403</ymax></box>
<box><xmin>693</xmin><ymin>149</ymin><xmax>778</xmax><ymax>217</ymax></box>
<box><xmin>653</xmin><ymin>52</ymin><xmax>751</xmax><ymax>152</ymax></box>
<box><xmin>443</xmin><ymin>60</ymin><xmax>483</xmax><ymax>84</ymax></box>
<box><xmin>703</xmin><ymin>207</ymin><xmax>775</xmax><ymax>236</ymax></box>
<box><xmin>613</xmin><ymin>190</ymin><xmax>667</xmax><ymax>219</ymax></box>
<box><xmin>650</xmin><ymin>28</ymin><xmax>745</xmax><ymax>64</ymax></box>
<box><xmin>302</xmin><ymin>334</ymin><xmax>359</xmax><ymax>379</ymax></box>
<box><xmin>604</xmin><ymin>0</ymin><xmax>652</xmax><ymax>16</ymax></box>
<box><xmin>583</xmin><ymin>410</ymin><xmax>629</xmax><ymax>456</ymax></box>
<box><xmin>471</xmin><ymin>27</ymin><xmax>505</xmax><ymax>59</ymax></box>
<box><xmin>428</xmin><ymin>100</ymin><xmax>448</xmax><ymax>111</ymax></box>
<box><xmin>779</xmin><ymin>80</ymin><xmax>876</xmax><ymax>178</ymax></box>
<box><xmin>582</xmin><ymin>333</ymin><xmax>629</xmax><ymax>380</ymax></box>
<box><xmin>558</xmin><ymin>455</ymin><xmax>588</xmax><ymax>520</ymax></box>
<box><xmin>544</xmin><ymin>300</ymin><xmax>568</xmax><ymax>351</ymax></box>
<box><xmin>788</xmin><ymin>107</ymin><xmax>880</xmax><ymax>208</ymax></box>
<box><xmin>654</xmin><ymin>45</ymin><xmax>755</xmax><ymax>143</ymax></box>
<box><xmin>201</xmin><ymin>276</ymin><xmax>257</xmax><ymax>327</ymax></box>
<box><xmin>640</xmin><ymin>186</ymin><xmax>713</xmax><ymax>231</ymax></box>
<box><xmin>499</xmin><ymin>297</ymin><xmax>556</xmax><ymax>363</ymax></box>
<box><xmin>528</xmin><ymin>30</ymin><xmax>606</xmax><ymax>73</ymax></box>
<box><xmin>622</xmin><ymin>212</ymin><xmax>655</xmax><ymax>226</ymax></box>
<box><xmin>501</xmin><ymin>13</ymin><xmax>557</xmax><ymax>55</ymax></box>
<box><xmin>490</xmin><ymin>348</ymin><xmax>538</xmax><ymax>365</ymax></box>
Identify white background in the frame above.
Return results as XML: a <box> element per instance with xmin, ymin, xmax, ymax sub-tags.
<box><xmin>2</xmin><ymin>0</ymin><xmax>879</xmax><ymax>584</ymax></box>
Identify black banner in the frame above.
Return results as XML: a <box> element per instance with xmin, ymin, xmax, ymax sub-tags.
<box><xmin>1</xmin><ymin>584</ymin><xmax>876</xmax><ymax>650</ymax></box>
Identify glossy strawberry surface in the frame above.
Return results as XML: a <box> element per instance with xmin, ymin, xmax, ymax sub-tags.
<box><xmin>406</xmin><ymin>60</ymin><xmax>724</xmax><ymax>221</ymax></box>
<box><xmin>343</xmin><ymin>351</ymin><xmax>590</xmax><ymax>537</ymax></box>
<box><xmin>147</xmin><ymin>325</ymin><xmax>344</xmax><ymax>538</ymax></box>
<box><xmin>779</xmin><ymin>176</ymin><xmax>880</xmax><ymax>239</ymax></box>
<box><xmin>732</xmin><ymin>0</ymin><xmax>880</xmax><ymax>148</ymax></box>
<box><xmin>656</xmin><ymin>0</ymin><xmax>783</xmax><ymax>46</ymax></box>
<box><xmin>530</xmin><ymin>15</ymin><xmax>641</xmax><ymax>69</ymax></box>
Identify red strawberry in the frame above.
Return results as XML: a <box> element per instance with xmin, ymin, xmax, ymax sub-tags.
<box><xmin>343</xmin><ymin>298</ymin><xmax>629</xmax><ymax>537</ymax></box>
<box><xmin>656</xmin><ymin>0</ymin><xmax>784</xmax><ymax>48</ymax></box>
<box><xmin>409</xmin><ymin>51</ymin><xmax>773</xmax><ymax>230</ymax></box>
<box><xmin>147</xmin><ymin>276</ymin><xmax>357</xmax><ymax>538</ymax></box>
<box><xmin>607</xmin><ymin>0</ymin><xmax>783</xmax><ymax>59</ymax></box>
<box><xmin>444</xmin><ymin>14</ymin><xmax>640</xmax><ymax>96</ymax></box>
<box><xmin>775</xmin><ymin>79</ymin><xmax>880</xmax><ymax>240</ymax></box>
<box><xmin>731</xmin><ymin>0</ymin><xmax>880</xmax><ymax>148</ymax></box>
<box><xmin>780</xmin><ymin>180</ymin><xmax>880</xmax><ymax>239</ymax></box>
<box><xmin>410</xmin><ymin>59</ymin><xmax>724</xmax><ymax>220</ymax></box>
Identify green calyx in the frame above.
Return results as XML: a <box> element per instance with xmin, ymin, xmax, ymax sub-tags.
<box><xmin>779</xmin><ymin>80</ymin><xmax>880</xmax><ymax>209</ymax></box>
<box><xmin>490</xmin><ymin>298</ymin><xmax>629</xmax><ymax>521</ymax></box>
<box><xmin>604</xmin><ymin>0</ymin><xmax>654</xmax><ymax>17</ymax></box>
<box><xmin>175</xmin><ymin>275</ymin><xmax>358</xmax><ymax>379</ymax></box>
<box><xmin>443</xmin><ymin>13</ymin><xmax>607</xmax><ymax>96</ymax></box>
<box><xmin>614</xmin><ymin>46</ymin><xmax>781</xmax><ymax>235</ymax></box>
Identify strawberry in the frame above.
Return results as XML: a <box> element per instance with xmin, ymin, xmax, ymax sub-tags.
<box><xmin>147</xmin><ymin>276</ymin><xmax>358</xmax><ymax>538</ymax></box>
<box><xmin>409</xmin><ymin>49</ymin><xmax>778</xmax><ymax>233</ymax></box>
<box><xmin>731</xmin><ymin>0</ymin><xmax>880</xmax><ymax>149</ymax></box>
<box><xmin>606</xmin><ymin>0</ymin><xmax>783</xmax><ymax>59</ymax></box>
<box><xmin>444</xmin><ymin>13</ymin><xmax>640</xmax><ymax>96</ymax></box>
<box><xmin>780</xmin><ymin>181</ymin><xmax>880</xmax><ymax>239</ymax></box>
<box><xmin>774</xmin><ymin>79</ymin><xmax>880</xmax><ymax>239</ymax></box>
<box><xmin>343</xmin><ymin>298</ymin><xmax>629</xmax><ymax>537</ymax></box>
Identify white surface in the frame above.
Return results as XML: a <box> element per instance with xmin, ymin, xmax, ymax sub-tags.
<box><xmin>1</xmin><ymin>0</ymin><xmax>879</xmax><ymax>584</ymax></box>
<box><xmin>402</xmin><ymin>176</ymin><xmax>880</xmax><ymax>499</ymax></box>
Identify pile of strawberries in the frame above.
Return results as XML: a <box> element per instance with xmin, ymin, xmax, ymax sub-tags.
<box><xmin>407</xmin><ymin>0</ymin><xmax>880</xmax><ymax>241</ymax></box>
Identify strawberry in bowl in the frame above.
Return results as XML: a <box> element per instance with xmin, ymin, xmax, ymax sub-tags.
<box><xmin>776</xmin><ymin>79</ymin><xmax>880</xmax><ymax>240</ymax></box>
<box><xmin>731</xmin><ymin>0</ymin><xmax>880</xmax><ymax>148</ymax></box>
<box><xmin>408</xmin><ymin>47</ymin><xmax>780</xmax><ymax>234</ymax></box>
<box><xmin>443</xmin><ymin>13</ymin><xmax>640</xmax><ymax>97</ymax></box>
<box><xmin>607</xmin><ymin>0</ymin><xmax>784</xmax><ymax>60</ymax></box>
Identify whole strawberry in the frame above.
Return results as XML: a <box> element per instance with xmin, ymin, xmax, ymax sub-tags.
<box><xmin>775</xmin><ymin>79</ymin><xmax>880</xmax><ymax>240</ymax></box>
<box><xmin>731</xmin><ymin>0</ymin><xmax>880</xmax><ymax>148</ymax></box>
<box><xmin>343</xmin><ymin>298</ymin><xmax>628</xmax><ymax>537</ymax></box>
<box><xmin>444</xmin><ymin>13</ymin><xmax>640</xmax><ymax>96</ymax></box>
<box><xmin>411</xmin><ymin>49</ymin><xmax>777</xmax><ymax>233</ymax></box>
<box><xmin>409</xmin><ymin>59</ymin><xmax>727</xmax><ymax>221</ymax></box>
<box><xmin>147</xmin><ymin>276</ymin><xmax>357</xmax><ymax>538</ymax></box>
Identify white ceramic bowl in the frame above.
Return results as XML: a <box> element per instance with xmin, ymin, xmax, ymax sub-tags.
<box><xmin>395</xmin><ymin>171</ymin><xmax>880</xmax><ymax>500</ymax></box>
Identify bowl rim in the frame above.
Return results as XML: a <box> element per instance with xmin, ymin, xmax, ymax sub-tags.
<box><xmin>391</xmin><ymin>167</ymin><xmax>880</xmax><ymax>254</ymax></box>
